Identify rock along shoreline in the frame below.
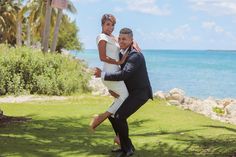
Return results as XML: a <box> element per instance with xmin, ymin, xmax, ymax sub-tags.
<box><xmin>88</xmin><ymin>76</ymin><xmax>236</xmax><ymax>125</ymax></box>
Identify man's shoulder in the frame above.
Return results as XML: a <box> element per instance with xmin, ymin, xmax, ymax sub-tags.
<box><xmin>129</xmin><ymin>50</ymin><xmax>143</xmax><ymax>58</ymax></box>
<box><xmin>130</xmin><ymin>48</ymin><xmax>138</xmax><ymax>53</ymax></box>
<box><xmin>127</xmin><ymin>51</ymin><xmax>144</xmax><ymax>64</ymax></box>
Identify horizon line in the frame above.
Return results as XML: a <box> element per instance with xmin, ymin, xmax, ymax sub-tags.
<box><xmin>79</xmin><ymin>48</ymin><xmax>236</xmax><ymax>51</ymax></box>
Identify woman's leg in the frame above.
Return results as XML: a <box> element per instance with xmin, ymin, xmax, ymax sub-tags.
<box><xmin>90</xmin><ymin>111</ymin><xmax>111</xmax><ymax>130</ymax></box>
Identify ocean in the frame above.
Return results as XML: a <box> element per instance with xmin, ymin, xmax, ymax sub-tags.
<box><xmin>70</xmin><ymin>49</ymin><xmax>236</xmax><ymax>99</ymax></box>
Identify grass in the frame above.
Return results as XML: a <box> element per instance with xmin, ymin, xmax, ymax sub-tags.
<box><xmin>0</xmin><ymin>94</ymin><xmax>236</xmax><ymax>157</ymax></box>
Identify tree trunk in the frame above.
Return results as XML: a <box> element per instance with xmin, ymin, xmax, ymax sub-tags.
<box><xmin>42</xmin><ymin>0</ymin><xmax>52</xmax><ymax>52</ymax></box>
<box><xmin>26</xmin><ymin>21</ymin><xmax>31</xmax><ymax>47</ymax></box>
<box><xmin>16</xmin><ymin>0</ymin><xmax>22</xmax><ymax>46</ymax></box>
<box><xmin>51</xmin><ymin>9</ymin><xmax>63</xmax><ymax>53</ymax></box>
<box><xmin>16</xmin><ymin>20</ymin><xmax>22</xmax><ymax>46</ymax></box>
<box><xmin>0</xmin><ymin>109</ymin><xmax>3</xmax><ymax>118</ymax></box>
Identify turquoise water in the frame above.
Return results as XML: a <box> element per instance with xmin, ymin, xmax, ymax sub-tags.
<box><xmin>71</xmin><ymin>49</ymin><xmax>236</xmax><ymax>99</ymax></box>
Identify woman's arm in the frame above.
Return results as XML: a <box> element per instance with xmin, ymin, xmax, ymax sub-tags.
<box><xmin>117</xmin><ymin>52</ymin><xmax>128</xmax><ymax>64</ymax></box>
<box><xmin>104</xmin><ymin>53</ymin><xmax>142</xmax><ymax>81</ymax></box>
<box><xmin>98</xmin><ymin>40</ymin><xmax>125</xmax><ymax>65</ymax></box>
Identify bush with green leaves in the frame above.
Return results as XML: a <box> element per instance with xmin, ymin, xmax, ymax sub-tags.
<box><xmin>0</xmin><ymin>44</ymin><xmax>90</xmax><ymax>95</ymax></box>
<box><xmin>213</xmin><ymin>107</ymin><xmax>225</xmax><ymax>115</ymax></box>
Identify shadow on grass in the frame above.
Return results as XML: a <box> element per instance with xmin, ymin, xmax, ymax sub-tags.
<box><xmin>202</xmin><ymin>125</ymin><xmax>236</xmax><ymax>133</ymax></box>
<box><xmin>135</xmin><ymin>139</ymin><xmax>235</xmax><ymax>157</ymax></box>
<box><xmin>0</xmin><ymin>117</ymin><xmax>236</xmax><ymax>157</ymax></box>
<box><xmin>132</xmin><ymin>132</ymin><xmax>236</xmax><ymax>157</ymax></box>
<box><xmin>168</xmin><ymin>133</ymin><xmax>236</xmax><ymax>157</ymax></box>
<box><xmin>0</xmin><ymin>116</ymin><xmax>115</xmax><ymax>157</ymax></box>
<box><xmin>0</xmin><ymin>115</ymin><xmax>32</xmax><ymax>124</ymax></box>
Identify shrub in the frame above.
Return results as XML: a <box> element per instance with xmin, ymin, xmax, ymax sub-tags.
<box><xmin>0</xmin><ymin>44</ymin><xmax>90</xmax><ymax>95</ymax></box>
<box><xmin>213</xmin><ymin>107</ymin><xmax>225</xmax><ymax>115</ymax></box>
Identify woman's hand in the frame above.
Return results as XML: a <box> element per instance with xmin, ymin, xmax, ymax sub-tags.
<box><xmin>117</xmin><ymin>52</ymin><xmax>128</xmax><ymax>65</ymax></box>
<box><xmin>132</xmin><ymin>41</ymin><xmax>141</xmax><ymax>53</ymax></box>
<box><xmin>94</xmin><ymin>67</ymin><xmax>102</xmax><ymax>78</ymax></box>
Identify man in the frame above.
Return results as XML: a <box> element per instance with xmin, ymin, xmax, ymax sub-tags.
<box><xmin>94</xmin><ymin>28</ymin><xmax>153</xmax><ymax>157</ymax></box>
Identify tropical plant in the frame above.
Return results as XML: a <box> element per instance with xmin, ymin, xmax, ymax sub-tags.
<box><xmin>56</xmin><ymin>16</ymin><xmax>83</xmax><ymax>52</ymax></box>
<box><xmin>24</xmin><ymin>0</ymin><xmax>78</xmax><ymax>52</ymax></box>
<box><xmin>0</xmin><ymin>0</ymin><xmax>82</xmax><ymax>51</ymax></box>
<box><xmin>0</xmin><ymin>0</ymin><xmax>18</xmax><ymax>45</ymax></box>
<box><xmin>0</xmin><ymin>44</ymin><xmax>90</xmax><ymax>95</ymax></box>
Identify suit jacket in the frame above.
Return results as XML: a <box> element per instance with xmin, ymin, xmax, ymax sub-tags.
<box><xmin>104</xmin><ymin>47</ymin><xmax>153</xmax><ymax>100</ymax></box>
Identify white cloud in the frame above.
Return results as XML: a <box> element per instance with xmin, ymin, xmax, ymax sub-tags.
<box><xmin>189</xmin><ymin>16</ymin><xmax>198</xmax><ymax>21</ymax></box>
<box><xmin>202</xmin><ymin>21</ymin><xmax>236</xmax><ymax>40</ymax></box>
<box><xmin>214</xmin><ymin>26</ymin><xmax>224</xmax><ymax>33</ymax></box>
<box><xmin>136</xmin><ymin>24</ymin><xmax>192</xmax><ymax>42</ymax></box>
<box><xmin>202</xmin><ymin>21</ymin><xmax>224</xmax><ymax>33</ymax></box>
<box><xmin>189</xmin><ymin>0</ymin><xmax>236</xmax><ymax>16</ymax></box>
<box><xmin>72</xmin><ymin>0</ymin><xmax>100</xmax><ymax>3</ymax></box>
<box><xmin>113</xmin><ymin>7</ymin><xmax>123</xmax><ymax>13</ymax></box>
<box><xmin>191</xmin><ymin>36</ymin><xmax>201</xmax><ymax>42</ymax></box>
<box><xmin>202</xmin><ymin>21</ymin><xmax>217</xmax><ymax>29</ymax></box>
<box><xmin>173</xmin><ymin>24</ymin><xmax>191</xmax><ymax>40</ymax></box>
<box><xmin>114</xmin><ymin>0</ymin><xmax>171</xmax><ymax>16</ymax></box>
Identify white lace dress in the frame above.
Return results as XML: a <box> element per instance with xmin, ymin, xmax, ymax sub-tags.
<box><xmin>96</xmin><ymin>33</ymin><xmax>129</xmax><ymax>114</ymax></box>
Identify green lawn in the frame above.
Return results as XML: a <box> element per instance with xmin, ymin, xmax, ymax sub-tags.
<box><xmin>0</xmin><ymin>94</ymin><xmax>236</xmax><ymax>157</ymax></box>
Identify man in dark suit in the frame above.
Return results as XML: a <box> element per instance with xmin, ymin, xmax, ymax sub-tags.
<box><xmin>94</xmin><ymin>28</ymin><xmax>153</xmax><ymax>157</ymax></box>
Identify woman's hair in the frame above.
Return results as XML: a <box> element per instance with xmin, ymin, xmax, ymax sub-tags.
<box><xmin>101</xmin><ymin>14</ymin><xmax>116</xmax><ymax>25</ymax></box>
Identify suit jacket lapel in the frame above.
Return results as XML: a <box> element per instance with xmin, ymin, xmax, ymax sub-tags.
<box><xmin>120</xmin><ymin>46</ymin><xmax>132</xmax><ymax>69</ymax></box>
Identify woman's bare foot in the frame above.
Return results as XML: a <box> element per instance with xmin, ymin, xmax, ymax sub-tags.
<box><xmin>114</xmin><ymin>135</ymin><xmax>120</xmax><ymax>145</ymax></box>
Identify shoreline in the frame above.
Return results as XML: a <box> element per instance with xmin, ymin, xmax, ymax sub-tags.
<box><xmin>88</xmin><ymin>77</ymin><xmax>236</xmax><ymax>125</ymax></box>
<box><xmin>154</xmin><ymin>88</ymin><xmax>236</xmax><ymax>125</ymax></box>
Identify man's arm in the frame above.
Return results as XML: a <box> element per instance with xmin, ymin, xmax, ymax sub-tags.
<box><xmin>104</xmin><ymin>52</ymin><xmax>142</xmax><ymax>81</ymax></box>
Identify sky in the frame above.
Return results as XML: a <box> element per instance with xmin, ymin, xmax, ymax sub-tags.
<box><xmin>69</xmin><ymin>0</ymin><xmax>236</xmax><ymax>50</ymax></box>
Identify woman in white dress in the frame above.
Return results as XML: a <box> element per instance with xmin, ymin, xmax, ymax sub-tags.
<box><xmin>90</xmin><ymin>14</ymin><xmax>140</xmax><ymax>141</ymax></box>
<box><xmin>90</xmin><ymin>14</ymin><xmax>129</xmax><ymax>132</ymax></box>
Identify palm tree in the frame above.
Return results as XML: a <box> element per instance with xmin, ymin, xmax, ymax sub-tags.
<box><xmin>22</xmin><ymin>0</ymin><xmax>53</xmax><ymax>48</ymax></box>
<box><xmin>42</xmin><ymin>0</ymin><xmax>52</xmax><ymax>52</ymax></box>
<box><xmin>0</xmin><ymin>0</ymin><xmax>18</xmax><ymax>44</ymax></box>
<box><xmin>51</xmin><ymin>0</ymin><xmax>77</xmax><ymax>52</ymax></box>
<box><xmin>25</xmin><ymin>18</ymin><xmax>31</xmax><ymax>46</ymax></box>
<box><xmin>50</xmin><ymin>8</ymin><xmax>63</xmax><ymax>52</ymax></box>
<box><xmin>16</xmin><ymin>0</ymin><xmax>23</xmax><ymax>46</ymax></box>
<box><xmin>24</xmin><ymin>0</ymin><xmax>52</xmax><ymax>46</ymax></box>
<box><xmin>24</xmin><ymin>0</ymin><xmax>77</xmax><ymax>52</ymax></box>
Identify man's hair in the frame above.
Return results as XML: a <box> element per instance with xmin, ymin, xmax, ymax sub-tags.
<box><xmin>101</xmin><ymin>14</ymin><xmax>116</xmax><ymax>25</ymax></box>
<box><xmin>119</xmin><ymin>28</ymin><xmax>133</xmax><ymax>38</ymax></box>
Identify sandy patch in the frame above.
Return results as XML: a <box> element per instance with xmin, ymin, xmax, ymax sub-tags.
<box><xmin>0</xmin><ymin>95</ymin><xmax>68</xmax><ymax>103</ymax></box>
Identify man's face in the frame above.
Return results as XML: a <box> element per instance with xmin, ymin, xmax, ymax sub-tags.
<box><xmin>118</xmin><ymin>34</ymin><xmax>133</xmax><ymax>49</ymax></box>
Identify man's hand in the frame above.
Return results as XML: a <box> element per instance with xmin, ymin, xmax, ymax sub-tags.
<box><xmin>109</xmin><ymin>90</ymin><xmax>120</xmax><ymax>98</ymax></box>
<box><xmin>94</xmin><ymin>67</ymin><xmax>102</xmax><ymax>78</ymax></box>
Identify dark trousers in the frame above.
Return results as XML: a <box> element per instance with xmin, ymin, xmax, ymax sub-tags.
<box><xmin>108</xmin><ymin>95</ymin><xmax>148</xmax><ymax>153</ymax></box>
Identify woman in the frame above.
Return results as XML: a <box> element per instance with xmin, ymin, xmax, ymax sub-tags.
<box><xmin>90</xmin><ymin>13</ymin><xmax>140</xmax><ymax>145</ymax></box>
